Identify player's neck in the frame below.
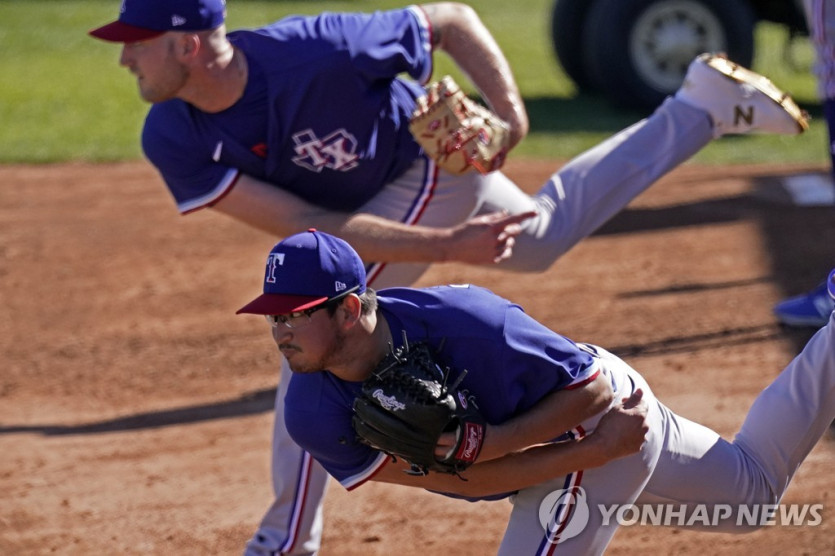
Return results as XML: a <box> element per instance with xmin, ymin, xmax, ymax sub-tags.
<box><xmin>180</xmin><ymin>45</ymin><xmax>248</xmax><ymax>113</ymax></box>
<box><xmin>327</xmin><ymin>310</ymin><xmax>392</xmax><ymax>383</ymax></box>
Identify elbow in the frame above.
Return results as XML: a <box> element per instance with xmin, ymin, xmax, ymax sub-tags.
<box><xmin>513</xmin><ymin>113</ymin><xmax>530</xmax><ymax>146</ymax></box>
<box><xmin>426</xmin><ymin>2</ymin><xmax>481</xmax><ymax>47</ymax></box>
<box><xmin>600</xmin><ymin>381</ymin><xmax>615</xmax><ymax>408</ymax></box>
<box><xmin>589</xmin><ymin>374</ymin><xmax>615</xmax><ymax>415</ymax></box>
<box><xmin>447</xmin><ymin>2</ymin><xmax>478</xmax><ymax>20</ymax></box>
<box><xmin>431</xmin><ymin>2</ymin><xmax>478</xmax><ymax>21</ymax></box>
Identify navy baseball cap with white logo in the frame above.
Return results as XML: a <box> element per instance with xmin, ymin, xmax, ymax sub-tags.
<box><xmin>237</xmin><ymin>230</ymin><xmax>367</xmax><ymax>316</ymax></box>
<box><xmin>89</xmin><ymin>0</ymin><xmax>227</xmax><ymax>43</ymax></box>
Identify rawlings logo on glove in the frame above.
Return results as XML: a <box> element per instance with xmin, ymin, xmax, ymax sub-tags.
<box><xmin>351</xmin><ymin>334</ymin><xmax>486</xmax><ymax>476</ymax></box>
<box><xmin>457</xmin><ymin>422</ymin><xmax>485</xmax><ymax>463</ymax></box>
<box><xmin>371</xmin><ymin>389</ymin><xmax>407</xmax><ymax>411</ymax></box>
<box><xmin>409</xmin><ymin>76</ymin><xmax>510</xmax><ymax>175</ymax></box>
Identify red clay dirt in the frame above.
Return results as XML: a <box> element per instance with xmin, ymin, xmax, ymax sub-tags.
<box><xmin>2</xmin><ymin>159</ymin><xmax>834</xmax><ymax>555</ymax></box>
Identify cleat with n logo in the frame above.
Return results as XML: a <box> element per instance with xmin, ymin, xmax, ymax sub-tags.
<box><xmin>676</xmin><ymin>53</ymin><xmax>808</xmax><ymax>138</ymax></box>
<box><xmin>733</xmin><ymin>105</ymin><xmax>754</xmax><ymax>127</ymax></box>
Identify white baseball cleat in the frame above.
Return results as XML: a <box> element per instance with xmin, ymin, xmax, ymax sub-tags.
<box><xmin>676</xmin><ymin>53</ymin><xmax>809</xmax><ymax>138</ymax></box>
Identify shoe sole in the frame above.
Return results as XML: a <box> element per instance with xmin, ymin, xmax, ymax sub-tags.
<box><xmin>702</xmin><ymin>54</ymin><xmax>810</xmax><ymax>134</ymax></box>
<box><xmin>774</xmin><ymin>313</ymin><xmax>829</xmax><ymax>328</ymax></box>
<box><xmin>776</xmin><ymin>318</ymin><xmax>829</xmax><ymax>329</ymax></box>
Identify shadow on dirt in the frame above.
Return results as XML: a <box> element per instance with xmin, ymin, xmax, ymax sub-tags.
<box><xmin>595</xmin><ymin>174</ymin><xmax>833</xmax><ymax>357</ymax></box>
<box><xmin>0</xmin><ymin>387</ymin><xmax>277</xmax><ymax>436</ymax></box>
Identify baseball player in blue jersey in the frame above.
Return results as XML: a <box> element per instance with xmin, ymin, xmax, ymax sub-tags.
<box><xmin>238</xmin><ymin>230</ymin><xmax>835</xmax><ymax>555</ymax></box>
<box><xmin>90</xmin><ymin>1</ymin><xmax>809</xmax><ymax>553</ymax></box>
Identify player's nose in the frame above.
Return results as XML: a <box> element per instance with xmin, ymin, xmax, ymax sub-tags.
<box><xmin>271</xmin><ymin>326</ymin><xmax>291</xmax><ymax>344</ymax></box>
<box><xmin>118</xmin><ymin>45</ymin><xmax>132</xmax><ymax>67</ymax></box>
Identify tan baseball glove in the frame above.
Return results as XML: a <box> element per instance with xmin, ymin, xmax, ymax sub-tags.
<box><xmin>409</xmin><ymin>76</ymin><xmax>511</xmax><ymax>175</ymax></box>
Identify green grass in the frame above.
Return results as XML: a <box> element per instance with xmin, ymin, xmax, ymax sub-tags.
<box><xmin>0</xmin><ymin>0</ymin><xmax>827</xmax><ymax>166</ymax></box>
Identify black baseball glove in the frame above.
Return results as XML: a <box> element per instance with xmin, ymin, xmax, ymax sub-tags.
<box><xmin>352</xmin><ymin>335</ymin><xmax>486</xmax><ymax>476</ymax></box>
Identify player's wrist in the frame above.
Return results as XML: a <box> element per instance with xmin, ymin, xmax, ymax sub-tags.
<box><xmin>504</xmin><ymin>103</ymin><xmax>529</xmax><ymax>148</ymax></box>
<box><xmin>577</xmin><ymin>433</ymin><xmax>617</xmax><ymax>468</ymax></box>
<box><xmin>427</xmin><ymin>226</ymin><xmax>457</xmax><ymax>262</ymax></box>
<box><xmin>475</xmin><ymin>423</ymin><xmax>507</xmax><ymax>462</ymax></box>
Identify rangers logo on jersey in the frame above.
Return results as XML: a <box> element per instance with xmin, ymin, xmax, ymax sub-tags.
<box><xmin>292</xmin><ymin>129</ymin><xmax>360</xmax><ymax>173</ymax></box>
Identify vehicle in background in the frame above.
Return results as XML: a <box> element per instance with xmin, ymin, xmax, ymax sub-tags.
<box><xmin>551</xmin><ymin>0</ymin><xmax>808</xmax><ymax>110</ymax></box>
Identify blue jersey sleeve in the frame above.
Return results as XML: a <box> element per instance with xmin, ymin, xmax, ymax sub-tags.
<box><xmin>337</xmin><ymin>5</ymin><xmax>433</xmax><ymax>84</ymax></box>
<box><xmin>142</xmin><ymin>101</ymin><xmax>240</xmax><ymax>213</ymax></box>
<box><xmin>284</xmin><ymin>372</ymin><xmax>389</xmax><ymax>489</ymax></box>
<box><xmin>496</xmin><ymin>303</ymin><xmax>600</xmax><ymax>413</ymax></box>
<box><xmin>251</xmin><ymin>6</ymin><xmax>432</xmax><ymax>86</ymax></box>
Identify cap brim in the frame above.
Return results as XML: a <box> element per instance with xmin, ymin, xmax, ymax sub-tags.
<box><xmin>89</xmin><ymin>21</ymin><xmax>165</xmax><ymax>43</ymax></box>
<box><xmin>236</xmin><ymin>294</ymin><xmax>328</xmax><ymax>316</ymax></box>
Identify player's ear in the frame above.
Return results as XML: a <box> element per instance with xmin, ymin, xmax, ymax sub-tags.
<box><xmin>337</xmin><ymin>294</ymin><xmax>362</xmax><ymax>328</ymax></box>
<box><xmin>178</xmin><ymin>33</ymin><xmax>201</xmax><ymax>60</ymax></box>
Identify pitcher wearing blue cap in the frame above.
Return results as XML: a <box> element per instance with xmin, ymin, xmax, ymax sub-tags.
<box><xmin>237</xmin><ymin>230</ymin><xmax>366</xmax><ymax>318</ymax></box>
<box><xmin>89</xmin><ymin>1</ymin><xmax>809</xmax><ymax>553</ymax></box>
<box><xmin>239</xmin><ymin>231</ymin><xmax>835</xmax><ymax>554</ymax></box>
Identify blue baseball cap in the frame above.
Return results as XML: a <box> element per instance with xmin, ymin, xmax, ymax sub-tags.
<box><xmin>237</xmin><ymin>230</ymin><xmax>367</xmax><ymax>316</ymax></box>
<box><xmin>89</xmin><ymin>0</ymin><xmax>227</xmax><ymax>43</ymax></box>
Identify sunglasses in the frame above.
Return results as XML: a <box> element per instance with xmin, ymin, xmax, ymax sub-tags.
<box><xmin>264</xmin><ymin>297</ymin><xmax>345</xmax><ymax>329</ymax></box>
<box><xmin>264</xmin><ymin>287</ymin><xmax>358</xmax><ymax>329</ymax></box>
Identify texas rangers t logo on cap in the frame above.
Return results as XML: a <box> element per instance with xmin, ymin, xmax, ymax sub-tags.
<box><xmin>265</xmin><ymin>253</ymin><xmax>286</xmax><ymax>284</ymax></box>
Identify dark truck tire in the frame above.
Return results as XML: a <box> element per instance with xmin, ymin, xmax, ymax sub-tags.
<box><xmin>550</xmin><ymin>0</ymin><xmax>599</xmax><ymax>94</ymax></box>
<box><xmin>580</xmin><ymin>0</ymin><xmax>756</xmax><ymax>110</ymax></box>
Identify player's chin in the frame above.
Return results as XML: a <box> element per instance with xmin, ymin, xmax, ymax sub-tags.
<box><xmin>281</xmin><ymin>351</ymin><xmax>315</xmax><ymax>374</ymax></box>
<box><xmin>138</xmin><ymin>84</ymin><xmax>176</xmax><ymax>104</ymax></box>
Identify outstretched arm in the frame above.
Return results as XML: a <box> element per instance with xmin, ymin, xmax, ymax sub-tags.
<box><xmin>213</xmin><ymin>174</ymin><xmax>535</xmax><ymax>264</ymax></box>
<box><xmin>420</xmin><ymin>2</ymin><xmax>529</xmax><ymax>148</ymax></box>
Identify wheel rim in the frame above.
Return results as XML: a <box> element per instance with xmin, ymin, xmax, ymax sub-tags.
<box><xmin>629</xmin><ymin>1</ymin><xmax>727</xmax><ymax>93</ymax></box>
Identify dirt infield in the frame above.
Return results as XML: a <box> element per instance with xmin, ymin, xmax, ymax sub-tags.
<box><xmin>2</xmin><ymin>159</ymin><xmax>835</xmax><ymax>555</ymax></box>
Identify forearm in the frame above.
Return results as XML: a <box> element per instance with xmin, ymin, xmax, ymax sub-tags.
<box><xmin>421</xmin><ymin>2</ymin><xmax>529</xmax><ymax>146</ymax></box>
<box><xmin>380</xmin><ymin>435</ymin><xmax>613</xmax><ymax>498</ymax></box>
<box><xmin>337</xmin><ymin>210</ymin><xmax>535</xmax><ymax>266</ymax></box>
<box><xmin>213</xmin><ymin>174</ymin><xmax>529</xmax><ymax>265</ymax></box>
<box><xmin>479</xmin><ymin>373</ymin><xmax>614</xmax><ymax>462</ymax></box>
<box><xmin>276</xmin><ymin>209</ymin><xmax>458</xmax><ymax>263</ymax></box>
<box><xmin>239</xmin><ymin>206</ymin><xmax>454</xmax><ymax>263</ymax></box>
<box><xmin>379</xmin><ymin>389</ymin><xmax>648</xmax><ymax>498</ymax></box>
<box><xmin>335</xmin><ymin>212</ymin><xmax>453</xmax><ymax>263</ymax></box>
<box><xmin>212</xmin><ymin>175</ymin><xmax>454</xmax><ymax>262</ymax></box>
